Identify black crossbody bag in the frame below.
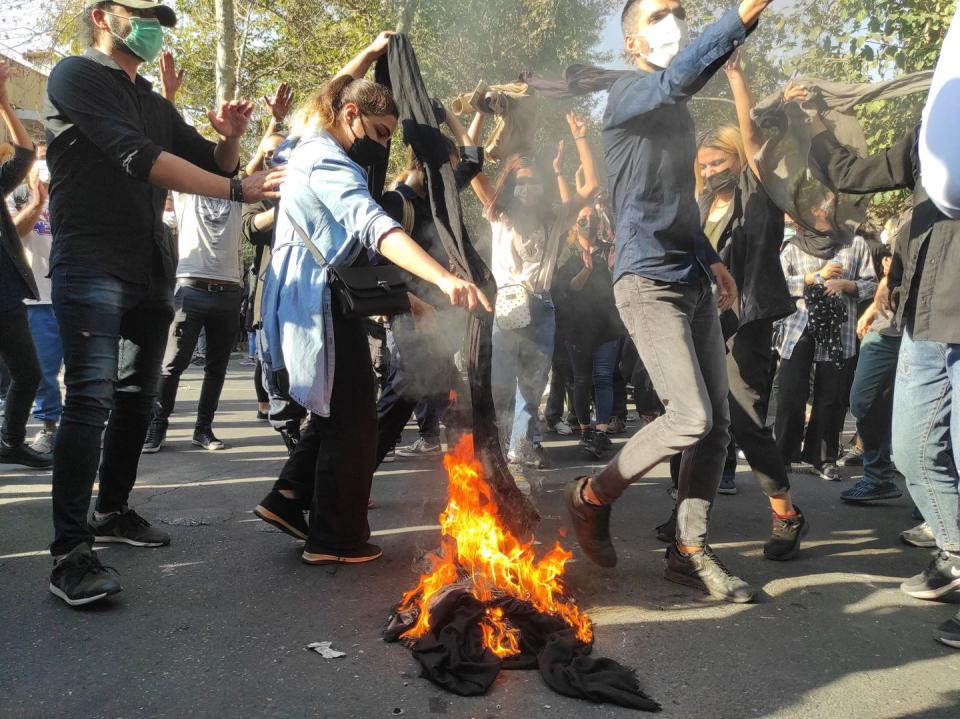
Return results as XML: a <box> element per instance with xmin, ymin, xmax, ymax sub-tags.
<box><xmin>285</xmin><ymin>210</ymin><xmax>410</xmax><ymax>318</ymax></box>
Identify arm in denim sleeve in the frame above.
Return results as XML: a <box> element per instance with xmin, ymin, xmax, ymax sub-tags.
<box><xmin>695</xmin><ymin>233</ymin><xmax>722</xmax><ymax>266</ymax></box>
<box><xmin>46</xmin><ymin>57</ymin><xmax>162</xmax><ymax>180</ymax></box>
<box><xmin>809</xmin><ymin>126</ymin><xmax>917</xmax><ymax>195</ymax></box>
<box><xmin>780</xmin><ymin>244</ymin><xmax>805</xmax><ymax>297</ymax></box>
<box><xmin>453</xmin><ymin>146</ymin><xmax>483</xmax><ymax>191</ymax></box>
<box><xmin>852</xmin><ymin>239</ymin><xmax>878</xmax><ymax>299</ymax></box>
<box><xmin>605</xmin><ymin>9</ymin><xmax>747</xmax><ymax>128</ymax></box>
<box><xmin>309</xmin><ymin>154</ymin><xmax>400</xmax><ymax>251</ymax></box>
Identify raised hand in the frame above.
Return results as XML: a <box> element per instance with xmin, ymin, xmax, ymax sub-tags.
<box><xmin>566</xmin><ymin>112</ymin><xmax>588</xmax><ymax>140</ymax></box>
<box><xmin>738</xmin><ymin>0</ymin><xmax>775</xmax><ymax>27</ymax></box>
<box><xmin>783</xmin><ymin>80</ymin><xmax>811</xmax><ymax>104</ymax></box>
<box><xmin>208</xmin><ymin>100</ymin><xmax>255</xmax><ymax>139</ymax></box>
<box><xmin>0</xmin><ymin>58</ymin><xmax>11</xmax><ymax>104</ymax></box>
<box><xmin>552</xmin><ymin>140</ymin><xmax>565</xmax><ymax>174</ymax></box>
<box><xmin>159</xmin><ymin>51</ymin><xmax>185</xmax><ymax>103</ymax></box>
<box><xmin>367</xmin><ymin>31</ymin><xmax>395</xmax><ymax>59</ymax></box>
<box><xmin>263</xmin><ymin>82</ymin><xmax>294</xmax><ymax>123</ymax></box>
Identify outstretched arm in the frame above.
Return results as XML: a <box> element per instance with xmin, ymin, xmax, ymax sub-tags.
<box><xmin>336</xmin><ymin>32</ymin><xmax>393</xmax><ymax>80</ymax></box>
<box><xmin>723</xmin><ymin>50</ymin><xmax>763</xmax><ymax>179</ymax></box>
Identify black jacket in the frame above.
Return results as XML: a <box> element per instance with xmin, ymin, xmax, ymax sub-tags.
<box><xmin>0</xmin><ymin>143</ymin><xmax>40</xmax><ymax>301</ymax></box>
<box><xmin>698</xmin><ymin>167</ymin><xmax>794</xmax><ymax>332</ymax></box>
<box><xmin>809</xmin><ymin>126</ymin><xmax>960</xmax><ymax>344</ymax></box>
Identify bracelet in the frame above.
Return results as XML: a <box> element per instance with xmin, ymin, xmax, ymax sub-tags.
<box><xmin>229</xmin><ymin>176</ymin><xmax>245</xmax><ymax>204</ymax></box>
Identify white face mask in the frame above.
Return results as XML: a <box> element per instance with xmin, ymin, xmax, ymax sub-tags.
<box><xmin>162</xmin><ymin>210</ymin><xmax>177</xmax><ymax>229</ymax></box>
<box><xmin>641</xmin><ymin>13</ymin><xmax>690</xmax><ymax>69</ymax></box>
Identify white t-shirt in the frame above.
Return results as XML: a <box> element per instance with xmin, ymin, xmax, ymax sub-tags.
<box><xmin>6</xmin><ymin>190</ymin><xmax>52</xmax><ymax>304</ymax></box>
<box><xmin>173</xmin><ymin>192</ymin><xmax>242</xmax><ymax>283</ymax></box>
<box><xmin>489</xmin><ymin>202</ymin><xmax>578</xmax><ymax>293</ymax></box>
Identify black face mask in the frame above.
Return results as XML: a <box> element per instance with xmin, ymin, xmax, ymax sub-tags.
<box><xmin>705</xmin><ymin>168</ymin><xmax>738</xmax><ymax>195</ymax></box>
<box><xmin>348</xmin><ymin>115</ymin><xmax>390</xmax><ymax>201</ymax></box>
<box><xmin>577</xmin><ymin>216</ymin><xmax>599</xmax><ymax>237</ymax></box>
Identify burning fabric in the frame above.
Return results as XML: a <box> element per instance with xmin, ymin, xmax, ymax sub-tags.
<box><xmin>384</xmin><ymin>435</ymin><xmax>660</xmax><ymax>712</ymax></box>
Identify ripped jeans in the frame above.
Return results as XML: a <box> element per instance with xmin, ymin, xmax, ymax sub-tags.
<box><xmin>50</xmin><ymin>264</ymin><xmax>174</xmax><ymax>556</ymax></box>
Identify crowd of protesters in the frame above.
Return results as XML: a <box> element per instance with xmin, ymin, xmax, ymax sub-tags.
<box><xmin>0</xmin><ymin>0</ymin><xmax>958</xmax><ymax>651</ymax></box>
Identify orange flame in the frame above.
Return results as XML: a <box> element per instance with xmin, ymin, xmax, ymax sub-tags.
<box><xmin>398</xmin><ymin>434</ymin><xmax>592</xmax><ymax>657</ymax></box>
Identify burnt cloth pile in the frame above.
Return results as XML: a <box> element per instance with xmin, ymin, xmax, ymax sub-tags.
<box><xmin>385</xmin><ymin>589</ymin><xmax>660</xmax><ymax>712</ymax></box>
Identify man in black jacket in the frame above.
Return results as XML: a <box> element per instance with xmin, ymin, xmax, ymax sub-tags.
<box><xmin>807</xmin><ymin>112</ymin><xmax>960</xmax><ymax>649</ymax></box>
<box><xmin>0</xmin><ymin>59</ymin><xmax>49</xmax><ymax>470</ymax></box>
<box><xmin>43</xmin><ymin>0</ymin><xmax>279</xmax><ymax>607</ymax></box>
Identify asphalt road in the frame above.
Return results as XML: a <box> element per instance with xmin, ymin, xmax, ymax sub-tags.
<box><xmin>1</xmin><ymin>359</ymin><xmax>959</xmax><ymax>719</ymax></box>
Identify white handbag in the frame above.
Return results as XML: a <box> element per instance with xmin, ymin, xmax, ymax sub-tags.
<box><xmin>495</xmin><ymin>284</ymin><xmax>533</xmax><ymax>330</ymax></box>
<box><xmin>494</xmin><ymin>223</ymin><xmax>557</xmax><ymax>331</ymax></box>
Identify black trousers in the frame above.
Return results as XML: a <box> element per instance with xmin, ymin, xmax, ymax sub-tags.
<box><xmin>545</xmin><ymin>330</ymin><xmax>574</xmax><ymax>424</ymax></box>
<box><xmin>273</xmin><ymin>307</ymin><xmax>377</xmax><ymax>550</ymax></box>
<box><xmin>775</xmin><ymin>330</ymin><xmax>854</xmax><ymax>468</ymax></box>
<box><xmin>0</xmin><ymin>304</ymin><xmax>41</xmax><ymax>447</ymax></box>
<box><xmin>156</xmin><ymin>283</ymin><xmax>241</xmax><ymax>428</ymax></box>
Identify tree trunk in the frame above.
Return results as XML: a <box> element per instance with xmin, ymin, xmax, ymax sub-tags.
<box><xmin>395</xmin><ymin>0</ymin><xmax>418</xmax><ymax>34</ymax></box>
<box><xmin>214</xmin><ymin>0</ymin><xmax>237</xmax><ymax>105</ymax></box>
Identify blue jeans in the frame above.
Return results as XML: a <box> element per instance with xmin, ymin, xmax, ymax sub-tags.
<box><xmin>491</xmin><ymin>294</ymin><xmax>555</xmax><ymax>452</ymax></box>
<box><xmin>849</xmin><ymin>331</ymin><xmax>900</xmax><ymax>486</ymax></box>
<box><xmin>50</xmin><ymin>265</ymin><xmax>174</xmax><ymax>556</ymax></box>
<box><xmin>27</xmin><ymin>304</ymin><xmax>64</xmax><ymax>423</ymax></box>
<box><xmin>566</xmin><ymin>337</ymin><xmax>619</xmax><ymax>427</ymax></box>
<box><xmin>892</xmin><ymin>329</ymin><xmax>960</xmax><ymax>552</ymax></box>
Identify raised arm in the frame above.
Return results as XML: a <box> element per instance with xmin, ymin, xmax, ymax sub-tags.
<box><xmin>244</xmin><ymin>83</ymin><xmax>294</xmax><ymax>177</ymax></box>
<box><xmin>335</xmin><ymin>32</ymin><xmax>393</xmax><ymax>80</ymax></box>
<box><xmin>12</xmin><ymin>172</ymin><xmax>46</xmax><ymax>238</ymax></box>
<box><xmin>0</xmin><ymin>59</ymin><xmax>35</xmax><ymax>194</ymax></box>
<box><xmin>565</xmin><ymin>113</ymin><xmax>599</xmax><ymax>208</ymax></box>
<box><xmin>722</xmin><ymin>50</ymin><xmax>762</xmax><ymax>178</ymax></box>
<box><xmin>552</xmin><ymin>140</ymin><xmax>570</xmax><ymax>203</ymax></box>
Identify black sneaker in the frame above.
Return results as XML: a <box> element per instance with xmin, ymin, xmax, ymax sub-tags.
<box><xmin>717</xmin><ymin>473</ymin><xmax>737</xmax><ymax>495</ymax></box>
<box><xmin>900</xmin><ymin>521</ymin><xmax>938</xmax><ymax>548</ymax></box>
<box><xmin>664</xmin><ymin>544</ymin><xmax>756</xmax><ymax>603</ymax></box>
<box><xmin>816</xmin><ymin>462</ymin><xmax>841</xmax><ymax>481</ymax></box>
<box><xmin>91</xmin><ymin>507</ymin><xmax>170</xmax><ymax>547</ymax></box>
<box><xmin>838</xmin><ymin>445</ymin><xmax>864</xmax><ymax>467</ymax></box>
<box><xmin>565</xmin><ymin>477</ymin><xmax>616</xmax><ymax>568</ymax></box>
<box><xmin>655</xmin><ymin>507</ymin><xmax>677</xmax><ymax>544</ymax></box>
<box><xmin>933</xmin><ymin>609</ymin><xmax>960</xmax><ymax>649</ymax></box>
<box><xmin>595</xmin><ymin>432</ymin><xmax>613</xmax><ymax>451</ymax></box>
<box><xmin>900</xmin><ymin>551</ymin><xmax>960</xmax><ymax>600</ymax></box>
<box><xmin>0</xmin><ymin>441</ymin><xmax>52</xmax><ymax>468</ymax></box>
<box><xmin>256</xmin><ymin>410</ymin><xmax>269</xmax><ymax>421</ymax></box>
<box><xmin>279</xmin><ymin>425</ymin><xmax>300</xmax><ymax>456</ymax></box>
<box><xmin>254</xmin><ymin>490</ymin><xmax>308</xmax><ymax>540</ymax></box>
<box><xmin>579</xmin><ymin>430</ymin><xmax>602</xmax><ymax>460</ymax></box>
<box><xmin>302</xmin><ymin>542</ymin><xmax>382</xmax><ymax>565</ymax></box>
<box><xmin>49</xmin><ymin>543</ymin><xmax>122</xmax><ymax>607</ymax></box>
<box><xmin>763</xmin><ymin>507</ymin><xmax>808</xmax><ymax>561</ymax></box>
<box><xmin>142</xmin><ymin>418</ymin><xmax>167</xmax><ymax>454</ymax></box>
<box><xmin>840</xmin><ymin>478</ymin><xmax>902</xmax><ymax>503</ymax></box>
<box><xmin>193</xmin><ymin>427</ymin><xmax>226</xmax><ymax>451</ymax></box>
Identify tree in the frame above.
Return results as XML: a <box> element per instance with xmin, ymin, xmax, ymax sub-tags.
<box><xmin>214</xmin><ymin>0</ymin><xmax>237</xmax><ymax>104</ymax></box>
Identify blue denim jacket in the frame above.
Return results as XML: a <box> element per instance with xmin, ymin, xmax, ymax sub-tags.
<box><xmin>602</xmin><ymin>8</ymin><xmax>747</xmax><ymax>285</ymax></box>
<box><xmin>259</xmin><ymin>130</ymin><xmax>400</xmax><ymax>417</ymax></box>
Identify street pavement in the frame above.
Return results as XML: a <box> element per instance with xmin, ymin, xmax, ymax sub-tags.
<box><xmin>1</xmin><ymin>359</ymin><xmax>959</xmax><ymax>719</ymax></box>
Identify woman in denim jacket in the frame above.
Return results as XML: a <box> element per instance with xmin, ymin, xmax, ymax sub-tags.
<box><xmin>255</xmin><ymin>42</ymin><xmax>489</xmax><ymax>565</ymax></box>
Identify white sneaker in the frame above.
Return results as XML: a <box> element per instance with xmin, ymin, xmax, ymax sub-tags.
<box><xmin>396</xmin><ymin>438</ymin><xmax>442</xmax><ymax>457</ymax></box>
<box><xmin>548</xmin><ymin>419</ymin><xmax>574</xmax><ymax>436</ymax></box>
<box><xmin>31</xmin><ymin>428</ymin><xmax>57</xmax><ymax>455</ymax></box>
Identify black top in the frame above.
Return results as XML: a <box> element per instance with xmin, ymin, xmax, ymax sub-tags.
<box><xmin>809</xmin><ymin>125</ymin><xmax>960</xmax><ymax>344</ymax></box>
<box><xmin>697</xmin><ymin>167</ymin><xmax>794</xmax><ymax>332</ymax></box>
<box><xmin>43</xmin><ymin>48</ymin><xmax>234</xmax><ymax>285</ymax></box>
<box><xmin>552</xmin><ymin>246</ymin><xmax>624</xmax><ymax>347</ymax></box>
<box><xmin>0</xmin><ymin>143</ymin><xmax>39</xmax><ymax>308</ymax></box>
<box><xmin>379</xmin><ymin>147</ymin><xmax>483</xmax><ymax>307</ymax></box>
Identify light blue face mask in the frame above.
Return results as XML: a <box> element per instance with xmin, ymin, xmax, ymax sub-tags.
<box><xmin>783</xmin><ymin>225</ymin><xmax>797</xmax><ymax>243</ymax></box>
<box><xmin>104</xmin><ymin>12</ymin><xmax>165</xmax><ymax>63</ymax></box>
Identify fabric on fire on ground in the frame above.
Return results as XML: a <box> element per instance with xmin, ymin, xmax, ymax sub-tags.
<box><xmin>393</xmin><ymin>589</ymin><xmax>661</xmax><ymax>712</ymax></box>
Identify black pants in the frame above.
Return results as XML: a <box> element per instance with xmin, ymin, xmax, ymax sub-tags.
<box><xmin>0</xmin><ymin>304</ymin><xmax>41</xmax><ymax>447</ymax></box>
<box><xmin>156</xmin><ymin>283</ymin><xmax>241</xmax><ymax>428</ymax></box>
<box><xmin>775</xmin><ymin>330</ymin><xmax>854</xmax><ymax>468</ymax></box>
<box><xmin>51</xmin><ymin>265</ymin><xmax>174</xmax><ymax>555</ymax></box>
<box><xmin>273</xmin><ymin>307</ymin><xmax>377</xmax><ymax>550</ymax></box>
<box><xmin>254</xmin><ymin>358</ymin><xmax>268</xmax><ymax>404</ymax></box>
<box><xmin>545</xmin><ymin>330</ymin><xmax>574</xmax><ymax>424</ymax></box>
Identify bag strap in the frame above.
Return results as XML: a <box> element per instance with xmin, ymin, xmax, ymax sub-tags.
<box><xmin>284</xmin><ymin>209</ymin><xmax>330</xmax><ymax>270</ymax></box>
<box><xmin>399</xmin><ymin>195</ymin><xmax>416</xmax><ymax>236</ymax></box>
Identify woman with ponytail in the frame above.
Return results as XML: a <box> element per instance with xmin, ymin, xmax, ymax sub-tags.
<box><xmin>254</xmin><ymin>34</ymin><xmax>490</xmax><ymax>566</ymax></box>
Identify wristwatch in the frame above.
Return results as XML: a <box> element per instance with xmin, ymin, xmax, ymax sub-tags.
<box><xmin>814</xmin><ymin>272</ymin><xmax>823</xmax><ymax>284</ymax></box>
